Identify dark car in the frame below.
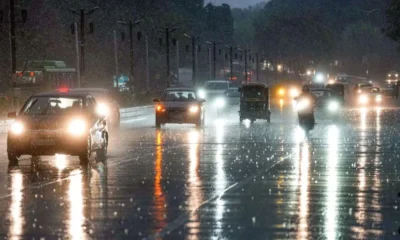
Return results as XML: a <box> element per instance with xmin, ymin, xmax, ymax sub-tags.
<box><xmin>153</xmin><ymin>88</ymin><xmax>205</xmax><ymax>129</ymax></box>
<box><xmin>7</xmin><ymin>91</ymin><xmax>109</xmax><ymax>164</ymax></box>
<box><xmin>70</xmin><ymin>88</ymin><xmax>120</xmax><ymax>128</ymax></box>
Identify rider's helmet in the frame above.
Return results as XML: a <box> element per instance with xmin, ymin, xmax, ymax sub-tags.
<box><xmin>302</xmin><ymin>85</ymin><xmax>310</xmax><ymax>93</ymax></box>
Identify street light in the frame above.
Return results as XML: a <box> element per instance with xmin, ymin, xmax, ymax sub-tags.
<box><xmin>118</xmin><ymin>19</ymin><xmax>141</xmax><ymax>91</ymax></box>
<box><xmin>69</xmin><ymin>6</ymin><xmax>100</xmax><ymax>76</ymax></box>
<box><xmin>184</xmin><ymin>34</ymin><xmax>200</xmax><ymax>86</ymax></box>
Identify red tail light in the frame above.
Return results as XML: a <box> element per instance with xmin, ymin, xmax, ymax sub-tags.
<box><xmin>57</xmin><ymin>87</ymin><xmax>70</xmax><ymax>93</ymax></box>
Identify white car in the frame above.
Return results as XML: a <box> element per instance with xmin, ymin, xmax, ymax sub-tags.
<box><xmin>198</xmin><ymin>80</ymin><xmax>233</xmax><ymax>100</ymax></box>
<box><xmin>70</xmin><ymin>88</ymin><xmax>120</xmax><ymax>128</ymax></box>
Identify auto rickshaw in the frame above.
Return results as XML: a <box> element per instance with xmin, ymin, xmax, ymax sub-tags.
<box><xmin>239</xmin><ymin>83</ymin><xmax>271</xmax><ymax>123</ymax></box>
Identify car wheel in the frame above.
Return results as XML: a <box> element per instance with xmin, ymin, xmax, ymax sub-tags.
<box><xmin>79</xmin><ymin>136</ymin><xmax>91</xmax><ymax>164</ymax></box>
<box><xmin>8</xmin><ymin>150</ymin><xmax>19</xmax><ymax>163</ymax></box>
<box><xmin>97</xmin><ymin>133</ymin><xmax>108</xmax><ymax>160</ymax></box>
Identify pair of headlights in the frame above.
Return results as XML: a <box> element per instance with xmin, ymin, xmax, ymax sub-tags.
<box><xmin>156</xmin><ymin>105</ymin><xmax>199</xmax><ymax>113</ymax></box>
<box><xmin>358</xmin><ymin>95</ymin><xmax>381</xmax><ymax>104</ymax></box>
<box><xmin>10</xmin><ymin>119</ymin><xmax>87</xmax><ymax>136</ymax></box>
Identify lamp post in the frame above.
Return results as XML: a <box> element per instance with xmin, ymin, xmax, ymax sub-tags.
<box><xmin>184</xmin><ymin>34</ymin><xmax>200</xmax><ymax>86</ymax></box>
<box><xmin>117</xmin><ymin>19</ymin><xmax>141</xmax><ymax>88</ymax></box>
<box><xmin>69</xmin><ymin>6</ymin><xmax>99</xmax><ymax>76</ymax></box>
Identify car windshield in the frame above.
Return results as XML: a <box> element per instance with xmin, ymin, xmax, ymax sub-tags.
<box><xmin>225</xmin><ymin>89</ymin><xmax>240</xmax><ymax>97</ymax></box>
<box><xmin>242</xmin><ymin>87</ymin><xmax>264</xmax><ymax>99</ymax></box>
<box><xmin>21</xmin><ymin>97</ymin><xmax>83</xmax><ymax>115</ymax></box>
<box><xmin>161</xmin><ymin>90</ymin><xmax>197</xmax><ymax>101</ymax></box>
<box><xmin>205</xmin><ymin>82</ymin><xmax>229</xmax><ymax>90</ymax></box>
<box><xmin>370</xmin><ymin>88</ymin><xmax>380</xmax><ymax>93</ymax></box>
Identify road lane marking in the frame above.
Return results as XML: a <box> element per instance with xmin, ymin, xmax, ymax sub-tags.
<box><xmin>144</xmin><ymin>153</ymin><xmax>292</xmax><ymax>240</ymax></box>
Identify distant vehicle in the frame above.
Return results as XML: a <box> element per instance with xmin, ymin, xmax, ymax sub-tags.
<box><xmin>309</xmin><ymin>88</ymin><xmax>341</xmax><ymax>118</ymax></box>
<box><xmin>14</xmin><ymin>60</ymin><xmax>77</xmax><ymax>100</ymax></box>
<box><xmin>197</xmin><ymin>80</ymin><xmax>233</xmax><ymax>100</ymax></box>
<box><xmin>239</xmin><ymin>83</ymin><xmax>271</xmax><ymax>123</ymax></box>
<box><xmin>357</xmin><ymin>87</ymin><xmax>382</xmax><ymax>106</ymax></box>
<box><xmin>354</xmin><ymin>82</ymin><xmax>373</xmax><ymax>94</ymax></box>
<box><xmin>70</xmin><ymin>88</ymin><xmax>120</xmax><ymax>129</ymax></box>
<box><xmin>271</xmin><ymin>83</ymin><xmax>300</xmax><ymax>102</ymax></box>
<box><xmin>387</xmin><ymin>71</ymin><xmax>399</xmax><ymax>84</ymax></box>
<box><xmin>7</xmin><ymin>91</ymin><xmax>109</xmax><ymax>164</ymax></box>
<box><xmin>214</xmin><ymin>88</ymin><xmax>240</xmax><ymax>117</ymax></box>
<box><xmin>153</xmin><ymin>88</ymin><xmax>205</xmax><ymax>129</ymax></box>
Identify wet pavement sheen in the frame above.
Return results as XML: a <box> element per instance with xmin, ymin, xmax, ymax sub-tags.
<box><xmin>0</xmin><ymin>104</ymin><xmax>399</xmax><ymax>239</ymax></box>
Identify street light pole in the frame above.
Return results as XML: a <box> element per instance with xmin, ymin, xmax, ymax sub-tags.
<box><xmin>176</xmin><ymin>40</ymin><xmax>180</xmax><ymax>83</ymax></box>
<box><xmin>229</xmin><ymin>46</ymin><xmax>233</xmax><ymax>81</ymax></box>
<box><xmin>166</xmin><ymin>28</ymin><xmax>170</xmax><ymax>77</ymax></box>
<box><xmin>75</xmin><ymin>23</ymin><xmax>81</xmax><ymax>88</ymax></box>
<box><xmin>256</xmin><ymin>52</ymin><xmax>259</xmax><ymax>82</ymax></box>
<box><xmin>145</xmin><ymin>34</ymin><xmax>150</xmax><ymax>93</ymax></box>
<box><xmin>192</xmin><ymin>37</ymin><xmax>196</xmax><ymax>85</ymax></box>
<box><xmin>117</xmin><ymin>19</ymin><xmax>141</xmax><ymax>92</ymax></box>
<box><xmin>9</xmin><ymin>0</ymin><xmax>16</xmax><ymax>76</ymax></box>
<box><xmin>113</xmin><ymin>29</ymin><xmax>119</xmax><ymax>90</ymax></box>
<box><xmin>129</xmin><ymin>20</ymin><xmax>134</xmax><ymax>80</ymax></box>
<box><xmin>69</xmin><ymin>6</ymin><xmax>99</xmax><ymax>77</ymax></box>
<box><xmin>213</xmin><ymin>41</ymin><xmax>216</xmax><ymax>79</ymax></box>
<box><xmin>244</xmin><ymin>49</ymin><xmax>248</xmax><ymax>83</ymax></box>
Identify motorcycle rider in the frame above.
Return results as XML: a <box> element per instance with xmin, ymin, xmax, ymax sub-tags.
<box><xmin>297</xmin><ymin>85</ymin><xmax>317</xmax><ymax>124</ymax></box>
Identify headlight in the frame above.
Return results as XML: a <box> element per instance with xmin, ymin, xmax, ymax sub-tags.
<box><xmin>198</xmin><ymin>89</ymin><xmax>206</xmax><ymax>99</ymax></box>
<box><xmin>96</xmin><ymin>103</ymin><xmax>109</xmax><ymax>116</ymax></box>
<box><xmin>215</xmin><ymin>98</ymin><xmax>225</xmax><ymax>108</ymax></box>
<box><xmin>396</xmin><ymin>74</ymin><xmax>399</xmax><ymax>77</ymax></box>
<box><xmin>375</xmin><ymin>95</ymin><xmax>382</xmax><ymax>103</ymax></box>
<box><xmin>10</xmin><ymin>122</ymin><xmax>24</xmax><ymax>135</ymax></box>
<box><xmin>357</xmin><ymin>89</ymin><xmax>362</xmax><ymax>93</ymax></box>
<box><xmin>359</xmin><ymin>95</ymin><xmax>368</xmax><ymax>104</ymax></box>
<box><xmin>278</xmin><ymin>88</ymin><xmax>285</xmax><ymax>96</ymax></box>
<box><xmin>296</xmin><ymin>99</ymin><xmax>310</xmax><ymax>111</ymax></box>
<box><xmin>328</xmin><ymin>101</ymin><xmax>339</xmax><ymax>112</ymax></box>
<box><xmin>289</xmin><ymin>88</ymin><xmax>299</xmax><ymax>97</ymax></box>
<box><xmin>68</xmin><ymin>119</ymin><xmax>86</xmax><ymax>136</ymax></box>
<box><xmin>189</xmin><ymin>106</ymin><xmax>199</xmax><ymax>113</ymax></box>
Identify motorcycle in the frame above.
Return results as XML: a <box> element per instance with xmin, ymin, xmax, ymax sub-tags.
<box><xmin>295</xmin><ymin>96</ymin><xmax>315</xmax><ymax>132</ymax></box>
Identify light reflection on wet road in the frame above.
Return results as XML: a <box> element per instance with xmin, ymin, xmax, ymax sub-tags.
<box><xmin>0</xmin><ymin>103</ymin><xmax>399</xmax><ymax>239</ymax></box>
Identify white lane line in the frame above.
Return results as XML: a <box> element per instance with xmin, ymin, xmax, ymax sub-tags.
<box><xmin>144</xmin><ymin>153</ymin><xmax>292</xmax><ymax>240</ymax></box>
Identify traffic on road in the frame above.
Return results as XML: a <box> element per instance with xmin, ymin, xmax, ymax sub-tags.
<box><xmin>2</xmin><ymin>0</ymin><xmax>400</xmax><ymax>239</ymax></box>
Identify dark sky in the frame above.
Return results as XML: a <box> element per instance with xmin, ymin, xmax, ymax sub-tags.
<box><xmin>206</xmin><ymin>0</ymin><xmax>264</xmax><ymax>8</ymax></box>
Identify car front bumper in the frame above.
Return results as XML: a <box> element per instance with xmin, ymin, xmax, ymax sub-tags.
<box><xmin>156</xmin><ymin>111</ymin><xmax>201</xmax><ymax>124</ymax></box>
<box><xmin>8</xmin><ymin>130</ymin><xmax>87</xmax><ymax>156</ymax></box>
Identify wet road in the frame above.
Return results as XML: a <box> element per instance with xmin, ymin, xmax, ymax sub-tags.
<box><xmin>0</xmin><ymin>101</ymin><xmax>400</xmax><ymax>239</ymax></box>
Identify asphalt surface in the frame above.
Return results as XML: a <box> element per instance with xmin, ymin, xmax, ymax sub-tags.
<box><xmin>0</xmin><ymin>100</ymin><xmax>400</xmax><ymax>240</ymax></box>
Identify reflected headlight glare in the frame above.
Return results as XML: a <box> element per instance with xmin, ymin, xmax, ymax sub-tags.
<box><xmin>296</xmin><ymin>99</ymin><xmax>310</xmax><ymax>111</ymax></box>
<box><xmin>10</xmin><ymin>122</ymin><xmax>24</xmax><ymax>135</ymax></box>
<box><xmin>68</xmin><ymin>119</ymin><xmax>86</xmax><ymax>136</ymax></box>
<box><xmin>96</xmin><ymin>103</ymin><xmax>109</xmax><ymax>116</ymax></box>
<box><xmin>375</xmin><ymin>95</ymin><xmax>382</xmax><ymax>103</ymax></box>
<box><xmin>359</xmin><ymin>95</ymin><xmax>368</xmax><ymax>104</ymax></box>
<box><xmin>215</xmin><ymin>98</ymin><xmax>225</xmax><ymax>108</ymax></box>
<box><xmin>198</xmin><ymin>89</ymin><xmax>206</xmax><ymax>99</ymax></box>
<box><xmin>189</xmin><ymin>106</ymin><xmax>199</xmax><ymax>113</ymax></box>
<box><xmin>328</xmin><ymin>101</ymin><xmax>339</xmax><ymax>112</ymax></box>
